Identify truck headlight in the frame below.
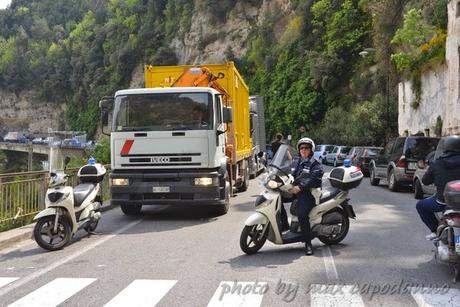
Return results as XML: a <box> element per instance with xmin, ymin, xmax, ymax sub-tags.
<box><xmin>112</xmin><ymin>178</ymin><xmax>129</xmax><ymax>186</ymax></box>
<box><xmin>194</xmin><ymin>177</ymin><xmax>215</xmax><ymax>186</ymax></box>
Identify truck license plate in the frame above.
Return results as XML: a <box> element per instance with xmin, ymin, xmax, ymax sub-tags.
<box><xmin>152</xmin><ymin>187</ymin><xmax>170</xmax><ymax>193</ymax></box>
<box><xmin>455</xmin><ymin>235</ymin><xmax>460</xmax><ymax>252</ymax></box>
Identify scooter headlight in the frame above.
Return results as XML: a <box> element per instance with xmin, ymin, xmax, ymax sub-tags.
<box><xmin>267</xmin><ymin>180</ymin><xmax>282</xmax><ymax>189</ymax></box>
<box><xmin>266</xmin><ymin>175</ymin><xmax>284</xmax><ymax>189</ymax></box>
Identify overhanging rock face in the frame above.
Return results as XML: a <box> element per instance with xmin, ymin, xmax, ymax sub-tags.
<box><xmin>398</xmin><ymin>1</ymin><xmax>460</xmax><ymax>136</ymax></box>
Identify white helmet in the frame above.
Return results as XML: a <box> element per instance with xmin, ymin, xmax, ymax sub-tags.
<box><xmin>297</xmin><ymin>137</ymin><xmax>315</xmax><ymax>153</ymax></box>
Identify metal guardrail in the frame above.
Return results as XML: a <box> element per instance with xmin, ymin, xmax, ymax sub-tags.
<box><xmin>0</xmin><ymin>167</ymin><xmax>111</xmax><ymax>224</ymax></box>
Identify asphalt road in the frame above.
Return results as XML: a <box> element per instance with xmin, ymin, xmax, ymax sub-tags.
<box><xmin>0</xmin><ymin>167</ymin><xmax>459</xmax><ymax>306</ymax></box>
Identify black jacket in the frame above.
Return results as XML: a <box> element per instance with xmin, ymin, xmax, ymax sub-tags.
<box><xmin>422</xmin><ymin>154</ymin><xmax>460</xmax><ymax>203</ymax></box>
<box><xmin>292</xmin><ymin>157</ymin><xmax>324</xmax><ymax>193</ymax></box>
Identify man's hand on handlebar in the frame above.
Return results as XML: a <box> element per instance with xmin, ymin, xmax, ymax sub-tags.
<box><xmin>289</xmin><ymin>185</ymin><xmax>301</xmax><ymax>194</ymax></box>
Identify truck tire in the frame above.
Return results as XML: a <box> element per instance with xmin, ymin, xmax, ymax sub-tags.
<box><xmin>215</xmin><ymin>172</ymin><xmax>230</xmax><ymax>215</ymax></box>
<box><xmin>370</xmin><ymin>167</ymin><xmax>380</xmax><ymax>186</ymax></box>
<box><xmin>121</xmin><ymin>204</ymin><xmax>142</xmax><ymax>215</ymax></box>
<box><xmin>238</xmin><ymin>162</ymin><xmax>250</xmax><ymax>192</ymax></box>
<box><xmin>388</xmin><ymin>169</ymin><xmax>399</xmax><ymax>192</ymax></box>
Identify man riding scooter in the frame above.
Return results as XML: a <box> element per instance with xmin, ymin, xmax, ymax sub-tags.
<box><xmin>285</xmin><ymin>137</ymin><xmax>324</xmax><ymax>255</ymax></box>
<box><xmin>416</xmin><ymin>135</ymin><xmax>460</xmax><ymax>240</ymax></box>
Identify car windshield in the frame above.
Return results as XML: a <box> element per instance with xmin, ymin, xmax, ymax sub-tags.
<box><xmin>269</xmin><ymin>144</ymin><xmax>296</xmax><ymax>175</ymax></box>
<box><xmin>340</xmin><ymin>147</ymin><xmax>351</xmax><ymax>154</ymax></box>
<box><xmin>405</xmin><ymin>138</ymin><xmax>439</xmax><ymax>160</ymax></box>
<box><xmin>113</xmin><ymin>92</ymin><xmax>213</xmax><ymax>131</ymax></box>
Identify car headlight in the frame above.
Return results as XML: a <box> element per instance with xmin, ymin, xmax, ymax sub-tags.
<box><xmin>267</xmin><ymin>180</ymin><xmax>282</xmax><ymax>189</ymax></box>
<box><xmin>194</xmin><ymin>177</ymin><xmax>216</xmax><ymax>186</ymax></box>
<box><xmin>112</xmin><ymin>178</ymin><xmax>129</xmax><ymax>186</ymax></box>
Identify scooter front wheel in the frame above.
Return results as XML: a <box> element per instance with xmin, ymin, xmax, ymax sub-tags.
<box><xmin>34</xmin><ymin>215</ymin><xmax>71</xmax><ymax>251</ymax></box>
<box><xmin>240</xmin><ymin>223</ymin><xmax>269</xmax><ymax>255</ymax></box>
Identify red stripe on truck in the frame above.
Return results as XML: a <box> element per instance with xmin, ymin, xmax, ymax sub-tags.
<box><xmin>120</xmin><ymin>139</ymin><xmax>134</xmax><ymax>156</ymax></box>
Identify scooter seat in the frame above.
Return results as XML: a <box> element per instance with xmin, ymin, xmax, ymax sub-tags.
<box><xmin>73</xmin><ymin>183</ymin><xmax>95</xmax><ymax>207</ymax></box>
<box><xmin>319</xmin><ymin>187</ymin><xmax>341</xmax><ymax>204</ymax></box>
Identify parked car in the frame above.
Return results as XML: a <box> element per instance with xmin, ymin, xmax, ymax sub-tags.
<box><xmin>265</xmin><ymin>144</ymin><xmax>274</xmax><ymax>160</ymax></box>
<box><xmin>32</xmin><ymin>137</ymin><xmax>44</xmax><ymax>144</ymax></box>
<box><xmin>346</xmin><ymin>147</ymin><xmax>364</xmax><ymax>163</ymax></box>
<box><xmin>4</xmin><ymin>132</ymin><xmax>19</xmax><ymax>143</ymax></box>
<box><xmin>369</xmin><ymin>136</ymin><xmax>439</xmax><ymax>191</ymax></box>
<box><xmin>314</xmin><ymin>144</ymin><xmax>335</xmax><ymax>163</ymax></box>
<box><xmin>413</xmin><ymin>151</ymin><xmax>436</xmax><ymax>199</ymax></box>
<box><xmin>62</xmin><ymin>138</ymin><xmax>82</xmax><ymax>148</ymax></box>
<box><xmin>352</xmin><ymin>147</ymin><xmax>383</xmax><ymax>176</ymax></box>
<box><xmin>325</xmin><ymin>145</ymin><xmax>352</xmax><ymax>166</ymax></box>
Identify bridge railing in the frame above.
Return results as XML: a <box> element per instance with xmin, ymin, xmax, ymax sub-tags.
<box><xmin>0</xmin><ymin>167</ymin><xmax>111</xmax><ymax>225</ymax></box>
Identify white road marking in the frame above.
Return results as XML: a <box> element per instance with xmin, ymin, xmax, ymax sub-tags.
<box><xmin>310</xmin><ymin>284</ymin><xmax>365</xmax><ymax>307</ymax></box>
<box><xmin>410</xmin><ymin>287</ymin><xmax>460</xmax><ymax>307</ymax></box>
<box><xmin>0</xmin><ymin>219</ymin><xmax>143</xmax><ymax>298</ymax></box>
<box><xmin>8</xmin><ymin>278</ymin><xmax>96</xmax><ymax>307</ymax></box>
<box><xmin>321</xmin><ymin>246</ymin><xmax>339</xmax><ymax>282</ymax></box>
<box><xmin>0</xmin><ymin>278</ymin><xmax>18</xmax><ymax>289</ymax></box>
<box><xmin>207</xmin><ymin>281</ymin><xmax>267</xmax><ymax>307</ymax></box>
<box><xmin>104</xmin><ymin>279</ymin><xmax>177</xmax><ymax>307</ymax></box>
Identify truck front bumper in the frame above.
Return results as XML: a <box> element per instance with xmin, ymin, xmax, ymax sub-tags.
<box><xmin>110</xmin><ymin>169</ymin><xmax>227</xmax><ymax>206</ymax></box>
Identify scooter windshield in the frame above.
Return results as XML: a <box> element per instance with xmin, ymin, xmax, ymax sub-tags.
<box><xmin>269</xmin><ymin>144</ymin><xmax>297</xmax><ymax>176</ymax></box>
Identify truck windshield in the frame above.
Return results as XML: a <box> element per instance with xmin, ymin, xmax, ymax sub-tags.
<box><xmin>113</xmin><ymin>92</ymin><xmax>213</xmax><ymax>131</ymax></box>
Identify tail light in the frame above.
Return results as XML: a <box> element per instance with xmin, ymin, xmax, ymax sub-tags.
<box><xmin>396</xmin><ymin>155</ymin><xmax>406</xmax><ymax>168</ymax></box>
<box><xmin>446</xmin><ymin>215</ymin><xmax>460</xmax><ymax>227</ymax></box>
<box><xmin>448</xmin><ymin>182</ymin><xmax>460</xmax><ymax>191</ymax></box>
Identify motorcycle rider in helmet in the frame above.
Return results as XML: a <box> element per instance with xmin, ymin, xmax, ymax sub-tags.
<box><xmin>289</xmin><ymin>137</ymin><xmax>324</xmax><ymax>255</ymax></box>
<box><xmin>416</xmin><ymin>135</ymin><xmax>460</xmax><ymax>240</ymax></box>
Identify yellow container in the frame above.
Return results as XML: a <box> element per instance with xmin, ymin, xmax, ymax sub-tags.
<box><xmin>144</xmin><ymin>62</ymin><xmax>252</xmax><ymax>163</ymax></box>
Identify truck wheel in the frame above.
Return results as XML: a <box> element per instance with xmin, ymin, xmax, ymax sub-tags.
<box><xmin>414</xmin><ymin>179</ymin><xmax>424</xmax><ymax>199</ymax></box>
<box><xmin>238</xmin><ymin>163</ymin><xmax>250</xmax><ymax>192</ymax></box>
<box><xmin>121</xmin><ymin>204</ymin><xmax>142</xmax><ymax>215</ymax></box>
<box><xmin>388</xmin><ymin>169</ymin><xmax>399</xmax><ymax>192</ymax></box>
<box><xmin>216</xmin><ymin>173</ymin><xmax>230</xmax><ymax>215</ymax></box>
<box><xmin>370</xmin><ymin>167</ymin><xmax>380</xmax><ymax>186</ymax></box>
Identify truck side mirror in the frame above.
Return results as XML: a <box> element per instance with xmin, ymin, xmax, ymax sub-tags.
<box><xmin>223</xmin><ymin>107</ymin><xmax>233</xmax><ymax>123</ymax></box>
<box><xmin>99</xmin><ymin>96</ymin><xmax>113</xmax><ymax>136</ymax></box>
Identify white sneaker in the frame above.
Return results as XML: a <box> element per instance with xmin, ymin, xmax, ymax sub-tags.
<box><xmin>425</xmin><ymin>233</ymin><xmax>437</xmax><ymax>240</ymax></box>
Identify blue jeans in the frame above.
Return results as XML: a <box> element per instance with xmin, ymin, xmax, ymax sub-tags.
<box><xmin>416</xmin><ymin>196</ymin><xmax>445</xmax><ymax>233</ymax></box>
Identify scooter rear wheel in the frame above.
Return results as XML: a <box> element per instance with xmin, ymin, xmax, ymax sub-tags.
<box><xmin>317</xmin><ymin>208</ymin><xmax>349</xmax><ymax>245</ymax></box>
<box><xmin>240</xmin><ymin>223</ymin><xmax>269</xmax><ymax>255</ymax></box>
<box><xmin>34</xmin><ymin>215</ymin><xmax>71</xmax><ymax>251</ymax></box>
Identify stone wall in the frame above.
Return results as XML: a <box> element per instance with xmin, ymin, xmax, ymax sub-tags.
<box><xmin>398</xmin><ymin>0</ymin><xmax>460</xmax><ymax>136</ymax></box>
<box><xmin>0</xmin><ymin>90</ymin><xmax>66</xmax><ymax>135</ymax></box>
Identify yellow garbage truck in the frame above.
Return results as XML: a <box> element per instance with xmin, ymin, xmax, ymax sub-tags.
<box><xmin>101</xmin><ymin>62</ymin><xmax>252</xmax><ymax>215</ymax></box>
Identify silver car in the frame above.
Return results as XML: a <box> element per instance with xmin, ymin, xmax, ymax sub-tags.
<box><xmin>314</xmin><ymin>144</ymin><xmax>335</xmax><ymax>163</ymax></box>
<box><xmin>325</xmin><ymin>146</ymin><xmax>352</xmax><ymax>166</ymax></box>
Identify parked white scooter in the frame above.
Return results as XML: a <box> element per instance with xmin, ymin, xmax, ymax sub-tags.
<box><xmin>240</xmin><ymin>145</ymin><xmax>363</xmax><ymax>255</ymax></box>
<box><xmin>33</xmin><ymin>157</ymin><xmax>106</xmax><ymax>251</ymax></box>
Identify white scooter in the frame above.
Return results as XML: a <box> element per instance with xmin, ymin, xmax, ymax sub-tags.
<box><xmin>33</xmin><ymin>157</ymin><xmax>106</xmax><ymax>251</ymax></box>
<box><xmin>240</xmin><ymin>145</ymin><xmax>363</xmax><ymax>255</ymax></box>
